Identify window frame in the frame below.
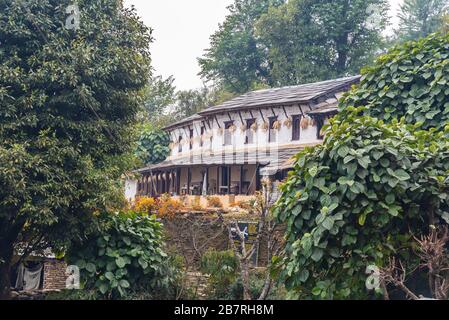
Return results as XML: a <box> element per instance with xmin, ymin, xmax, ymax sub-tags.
<box><xmin>292</xmin><ymin>115</ymin><xmax>301</xmax><ymax>141</ymax></box>
<box><xmin>223</xmin><ymin>121</ymin><xmax>234</xmax><ymax>146</ymax></box>
<box><xmin>268</xmin><ymin>116</ymin><xmax>278</xmax><ymax>143</ymax></box>
<box><xmin>245</xmin><ymin>119</ymin><xmax>256</xmax><ymax>144</ymax></box>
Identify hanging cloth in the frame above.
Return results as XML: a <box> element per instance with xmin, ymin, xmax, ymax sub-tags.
<box><xmin>23</xmin><ymin>264</ymin><xmax>43</xmax><ymax>291</ymax></box>
<box><xmin>15</xmin><ymin>263</ymin><xmax>43</xmax><ymax>291</ymax></box>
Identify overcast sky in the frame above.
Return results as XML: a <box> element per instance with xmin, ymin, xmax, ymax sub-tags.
<box><xmin>124</xmin><ymin>0</ymin><xmax>404</xmax><ymax>91</ymax></box>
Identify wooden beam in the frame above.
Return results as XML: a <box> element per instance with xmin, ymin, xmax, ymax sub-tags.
<box><xmin>239</xmin><ymin>165</ymin><xmax>243</xmax><ymax>195</ymax></box>
<box><xmin>282</xmin><ymin>106</ymin><xmax>288</xmax><ymax>118</ymax></box>
<box><xmin>259</xmin><ymin>109</ymin><xmax>265</xmax><ymax>122</ymax></box>
<box><xmin>216</xmin><ymin>166</ymin><xmax>220</xmax><ymax>195</ymax></box>
<box><xmin>238</xmin><ymin>111</ymin><xmax>244</xmax><ymax>125</ymax></box>
<box><xmin>215</xmin><ymin>115</ymin><xmax>221</xmax><ymax>128</ymax></box>
<box><xmin>228</xmin><ymin>166</ymin><xmax>231</xmax><ymax>195</ymax></box>
<box><xmin>205</xmin><ymin>167</ymin><xmax>209</xmax><ymax>196</ymax></box>
<box><xmin>187</xmin><ymin>168</ymin><xmax>191</xmax><ymax>196</ymax></box>
<box><xmin>227</xmin><ymin>112</ymin><xmax>232</xmax><ymax>121</ymax></box>
<box><xmin>270</xmin><ymin>107</ymin><xmax>277</xmax><ymax>117</ymax></box>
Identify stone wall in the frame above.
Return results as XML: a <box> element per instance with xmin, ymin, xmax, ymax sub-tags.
<box><xmin>42</xmin><ymin>259</ymin><xmax>67</xmax><ymax>290</ymax></box>
<box><xmin>162</xmin><ymin>213</ymin><xmax>284</xmax><ymax>269</ymax></box>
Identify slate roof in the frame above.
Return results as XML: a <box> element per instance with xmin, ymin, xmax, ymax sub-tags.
<box><xmin>198</xmin><ymin>76</ymin><xmax>360</xmax><ymax>116</ymax></box>
<box><xmin>163</xmin><ymin>75</ymin><xmax>360</xmax><ymax>131</ymax></box>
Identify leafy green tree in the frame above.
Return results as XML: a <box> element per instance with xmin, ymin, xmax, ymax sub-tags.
<box><xmin>340</xmin><ymin>33</ymin><xmax>449</xmax><ymax>130</ymax></box>
<box><xmin>143</xmin><ymin>75</ymin><xmax>176</xmax><ymax>125</ymax></box>
<box><xmin>256</xmin><ymin>0</ymin><xmax>389</xmax><ymax>86</ymax></box>
<box><xmin>0</xmin><ymin>0</ymin><xmax>151</xmax><ymax>298</ymax></box>
<box><xmin>398</xmin><ymin>0</ymin><xmax>448</xmax><ymax>41</ymax></box>
<box><xmin>274</xmin><ymin>33</ymin><xmax>449</xmax><ymax>299</ymax></box>
<box><xmin>136</xmin><ymin>126</ymin><xmax>170</xmax><ymax>165</ymax></box>
<box><xmin>67</xmin><ymin>211</ymin><xmax>175</xmax><ymax>299</ymax></box>
<box><xmin>198</xmin><ymin>0</ymin><xmax>285</xmax><ymax>94</ymax></box>
<box><xmin>273</xmin><ymin>110</ymin><xmax>449</xmax><ymax>299</ymax></box>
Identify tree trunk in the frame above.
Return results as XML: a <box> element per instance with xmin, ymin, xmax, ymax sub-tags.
<box><xmin>0</xmin><ymin>241</ymin><xmax>13</xmax><ymax>300</ymax></box>
<box><xmin>241</xmin><ymin>259</ymin><xmax>252</xmax><ymax>300</ymax></box>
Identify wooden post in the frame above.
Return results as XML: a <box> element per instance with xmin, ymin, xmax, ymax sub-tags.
<box><xmin>205</xmin><ymin>167</ymin><xmax>209</xmax><ymax>195</ymax></box>
<box><xmin>239</xmin><ymin>165</ymin><xmax>244</xmax><ymax>195</ymax></box>
<box><xmin>217</xmin><ymin>166</ymin><xmax>220</xmax><ymax>195</ymax></box>
<box><xmin>228</xmin><ymin>166</ymin><xmax>231</xmax><ymax>195</ymax></box>
<box><xmin>187</xmin><ymin>168</ymin><xmax>191</xmax><ymax>196</ymax></box>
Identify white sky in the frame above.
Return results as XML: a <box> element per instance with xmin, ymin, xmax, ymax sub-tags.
<box><xmin>124</xmin><ymin>0</ymin><xmax>404</xmax><ymax>91</ymax></box>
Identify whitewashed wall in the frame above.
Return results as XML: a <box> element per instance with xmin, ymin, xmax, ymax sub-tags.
<box><xmin>167</xmin><ymin>104</ymin><xmax>324</xmax><ymax>160</ymax></box>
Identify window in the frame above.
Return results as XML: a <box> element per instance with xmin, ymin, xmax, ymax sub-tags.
<box><xmin>316</xmin><ymin>118</ymin><xmax>325</xmax><ymax>140</ymax></box>
<box><xmin>245</xmin><ymin>119</ymin><xmax>256</xmax><ymax>144</ymax></box>
<box><xmin>224</xmin><ymin>121</ymin><xmax>234</xmax><ymax>146</ymax></box>
<box><xmin>268</xmin><ymin>117</ymin><xmax>278</xmax><ymax>143</ymax></box>
<box><xmin>292</xmin><ymin>115</ymin><xmax>301</xmax><ymax>141</ymax></box>
<box><xmin>178</xmin><ymin>135</ymin><xmax>183</xmax><ymax>153</ymax></box>
<box><xmin>189</xmin><ymin>129</ymin><xmax>194</xmax><ymax>150</ymax></box>
<box><xmin>200</xmin><ymin>126</ymin><xmax>205</xmax><ymax>147</ymax></box>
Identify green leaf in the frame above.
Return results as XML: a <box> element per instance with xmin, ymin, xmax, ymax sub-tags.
<box><xmin>86</xmin><ymin>262</ymin><xmax>96</xmax><ymax>273</ymax></box>
<box><xmin>116</xmin><ymin>257</ymin><xmax>126</xmax><ymax>268</ymax></box>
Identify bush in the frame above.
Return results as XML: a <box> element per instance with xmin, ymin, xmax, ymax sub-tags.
<box><xmin>207</xmin><ymin>196</ymin><xmax>224</xmax><ymax>209</ymax></box>
<box><xmin>273</xmin><ymin>109</ymin><xmax>449</xmax><ymax>299</ymax></box>
<box><xmin>340</xmin><ymin>33</ymin><xmax>449</xmax><ymax>130</ymax></box>
<box><xmin>136</xmin><ymin>126</ymin><xmax>170</xmax><ymax>165</ymax></box>
<box><xmin>200</xmin><ymin>249</ymin><xmax>239</xmax><ymax>298</ymax></box>
<box><xmin>67</xmin><ymin>211</ymin><xmax>178</xmax><ymax>299</ymax></box>
<box><xmin>133</xmin><ymin>195</ymin><xmax>184</xmax><ymax>218</ymax></box>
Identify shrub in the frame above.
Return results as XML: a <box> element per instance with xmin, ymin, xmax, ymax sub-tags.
<box><xmin>157</xmin><ymin>194</ymin><xmax>183</xmax><ymax>218</ymax></box>
<box><xmin>207</xmin><ymin>196</ymin><xmax>224</xmax><ymax>209</ymax></box>
<box><xmin>200</xmin><ymin>249</ymin><xmax>239</xmax><ymax>298</ymax></box>
<box><xmin>340</xmin><ymin>33</ymin><xmax>449</xmax><ymax>130</ymax></box>
<box><xmin>133</xmin><ymin>195</ymin><xmax>183</xmax><ymax>218</ymax></box>
<box><xmin>273</xmin><ymin>109</ymin><xmax>449</xmax><ymax>299</ymax></box>
<box><xmin>67</xmin><ymin>211</ymin><xmax>177</xmax><ymax>299</ymax></box>
<box><xmin>134</xmin><ymin>197</ymin><xmax>158</xmax><ymax>215</ymax></box>
<box><xmin>136</xmin><ymin>126</ymin><xmax>170</xmax><ymax>165</ymax></box>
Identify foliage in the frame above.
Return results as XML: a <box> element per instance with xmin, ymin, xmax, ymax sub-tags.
<box><xmin>133</xmin><ymin>195</ymin><xmax>184</xmax><ymax>218</ymax></box>
<box><xmin>200</xmin><ymin>249</ymin><xmax>240</xmax><ymax>298</ymax></box>
<box><xmin>136</xmin><ymin>125</ymin><xmax>170</xmax><ymax>165</ymax></box>
<box><xmin>207</xmin><ymin>196</ymin><xmax>224</xmax><ymax>209</ymax></box>
<box><xmin>273</xmin><ymin>109</ymin><xmax>449</xmax><ymax>299</ymax></box>
<box><xmin>199</xmin><ymin>0</ymin><xmax>284</xmax><ymax>93</ymax></box>
<box><xmin>172</xmin><ymin>87</ymin><xmax>212</xmax><ymax>120</ymax></box>
<box><xmin>142</xmin><ymin>75</ymin><xmax>176</xmax><ymax>126</ymax></box>
<box><xmin>397</xmin><ymin>0</ymin><xmax>449</xmax><ymax>41</ymax></box>
<box><xmin>340</xmin><ymin>33</ymin><xmax>449</xmax><ymax>131</ymax></box>
<box><xmin>255</xmin><ymin>0</ymin><xmax>389</xmax><ymax>87</ymax></box>
<box><xmin>67</xmin><ymin>211</ymin><xmax>177</xmax><ymax>299</ymax></box>
<box><xmin>0</xmin><ymin>0</ymin><xmax>151</xmax><ymax>297</ymax></box>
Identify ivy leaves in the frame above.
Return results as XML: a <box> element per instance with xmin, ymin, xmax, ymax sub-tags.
<box><xmin>68</xmin><ymin>212</ymin><xmax>170</xmax><ymax>298</ymax></box>
<box><xmin>273</xmin><ymin>111</ymin><xmax>449</xmax><ymax>299</ymax></box>
<box><xmin>340</xmin><ymin>33</ymin><xmax>449</xmax><ymax>131</ymax></box>
<box><xmin>136</xmin><ymin>127</ymin><xmax>170</xmax><ymax>165</ymax></box>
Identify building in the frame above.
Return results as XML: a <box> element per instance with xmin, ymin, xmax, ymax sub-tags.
<box><xmin>127</xmin><ymin>76</ymin><xmax>360</xmax><ymax>207</ymax></box>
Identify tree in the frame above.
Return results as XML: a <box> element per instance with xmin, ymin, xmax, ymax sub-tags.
<box><xmin>0</xmin><ymin>0</ymin><xmax>151</xmax><ymax>299</ymax></box>
<box><xmin>198</xmin><ymin>0</ymin><xmax>284</xmax><ymax>94</ymax></box>
<box><xmin>256</xmin><ymin>0</ymin><xmax>389</xmax><ymax>86</ymax></box>
<box><xmin>173</xmin><ymin>88</ymin><xmax>211</xmax><ymax>120</ymax></box>
<box><xmin>340</xmin><ymin>32</ymin><xmax>449</xmax><ymax>131</ymax></box>
<box><xmin>273</xmin><ymin>110</ymin><xmax>449</xmax><ymax>299</ymax></box>
<box><xmin>274</xmin><ymin>33</ymin><xmax>449</xmax><ymax>299</ymax></box>
<box><xmin>135</xmin><ymin>125</ymin><xmax>170</xmax><ymax>165</ymax></box>
<box><xmin>142</xmin><ymin>75</ymin><xmax>176</xmax><ymax>126</ymax></box>
<box><xmin>398</xmin><ymin>0</ymin><xmax>449</xmax><ymax>41</ymax></box>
